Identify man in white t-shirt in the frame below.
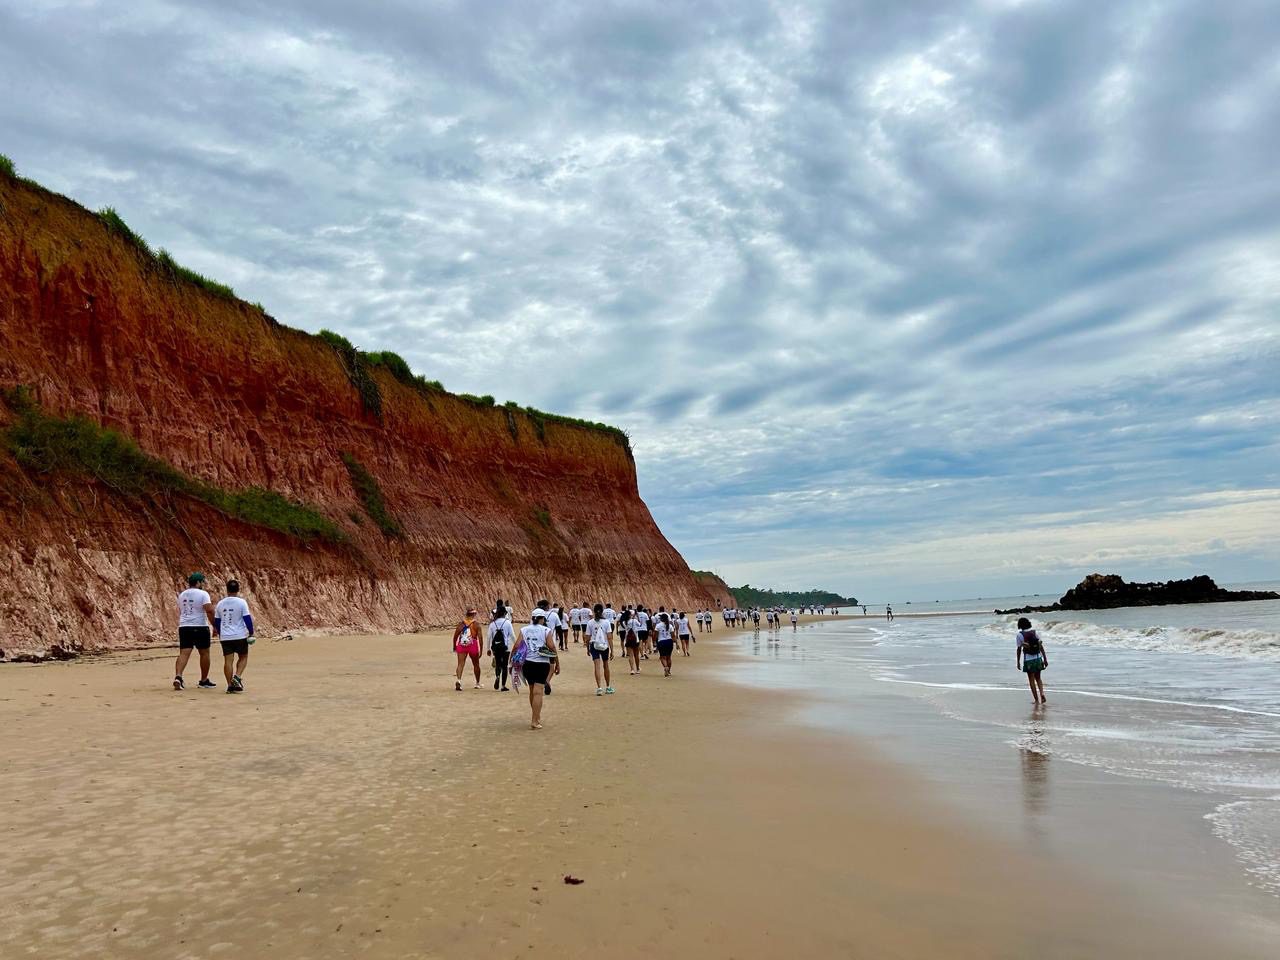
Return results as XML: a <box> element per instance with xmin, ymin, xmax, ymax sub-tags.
<box><xmin>174</xmin><ymin>572</ymin><xmax>217</xmax><ymax>690</ymax></box>
<box><xmin>603</xmin><ymin>603</ymin><xmax>617</xmax><ymax>633</ymax></box>
<box><xmin>214</xmin><ymin>578</ymin><xmax>255</xmax><ymax>693</ymax></box>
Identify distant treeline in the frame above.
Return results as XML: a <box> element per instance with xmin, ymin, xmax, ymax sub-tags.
<box><xmin>694</xmin><ymin>575</ymin><xmax>856</xmax><ymax>608</ymax></box>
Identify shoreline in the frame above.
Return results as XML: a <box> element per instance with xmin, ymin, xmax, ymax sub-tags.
<box><xmin>1</xmin><ymin>618</ymin><xmax>1269</xmax><ymax>958</ymax></box>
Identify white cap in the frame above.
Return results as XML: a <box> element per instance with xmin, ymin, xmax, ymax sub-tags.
<box><xmin>530</xmin><ymin>609</ymin><xmax>547</xmax><ymax>621</ymax></box>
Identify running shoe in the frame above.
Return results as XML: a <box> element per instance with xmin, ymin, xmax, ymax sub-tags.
<box><xmin>231</xmin><ymin>675</ymin><xmax>244</xmax><ymax>692</ymax></box>
<box><xmin>455</xmin><ymin>680</ymin><xmax>462</xmax><ymax>691</ymax></box>
<box><xmin>596</xmin><ymin>687</ymin><xmax>604</xmax><ymax>696</ymax></box>
<box><xmin>605</xmin><ymin>687</ymin><xmax>615</xmax><ymax>695</ymax></box>
<box><xmin>197</xmin><ymin>679</ymin><xmax>216</xmax><ymax>689</ymax></box>
<box><xmin>173</xmin><ymin>676</ymin><xmax>184</xmax><ymax>690</ymax></box>
<box><xmin>494</xmin><ymin>678</ymin><xmax>500</xmax><ymax>690</ymax></box>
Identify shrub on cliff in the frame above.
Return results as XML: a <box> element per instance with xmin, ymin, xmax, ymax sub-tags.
<box><xmin>3</xmin><ymin>397</ymin><xmax>345</xmax><ymax>544</ymax></box>
<box><xmin>319</xmin><ymin>329</ymin><xmax>383</xmax><ymax>420</ymax></box>
<box><xmin>341</xmin><ymin>452</ymin><xmax>403</xmax><ymax>537</ymax></box>
<box><xmin>363</xmin><ymin>350</ymin><xmax>414</xmax><ymax>386</ymax></box>
<box><xmin>0</xmin><ymin>154</ymin><xmax>14</xmax><ymax>178</ymax></box>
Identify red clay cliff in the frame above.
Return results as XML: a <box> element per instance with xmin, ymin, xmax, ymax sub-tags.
<box><xmin>0</xmin><ymin>175</ymin><xmax>715</xmax><ymax>658</ymax></box>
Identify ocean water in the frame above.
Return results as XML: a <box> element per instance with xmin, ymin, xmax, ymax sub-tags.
<box><xmin>726</xmin><ymin>582</ymin><xmax>1280</xmax><ymax>905</ymax></box>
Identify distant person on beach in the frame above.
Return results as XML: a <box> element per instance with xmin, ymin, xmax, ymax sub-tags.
<box><xmin>452</xmin><ymin>608</ymin><xmax>484</xmax><ymax>690</ymax></box>
<box><xmin>1016</xmin><ymin>617</ymin><xmax>1048</xmax><ymax>705</ymax></box>
<box><xmin>569</xmin><ymin>604</ymin><xmax>582</xmax><ymax>644</ymax></box>
<box><xmin>587</xmin><ymin>602</ymin><xmax>615</xmax><ymax>696</ymax></box>
<box><xmin>886</xmin><ymin>605</ymin><xmax>894</xmax><ymax>622</ymax></box>
<box><xmin>213</xmin><ymin>579</ymin><xmax>254</xmax><ymax>694</ymax></box>
<box><xmin>555</xmin><ymin>604</ymin><xmax>568</xmax><ymax>651</ymax></box>
<box><xmin>653</xmin><ymin>612</ymin><xmax>676</xmax><ymax>677</ymax></box>
<box><xmin>635</xmin><ymin>605</ymin><xmax>651</xmax><ymax>659</ymax></box>
<box><xmin>862</xmin><ymin>605</ymin><xmax>867</xmax><ymax>616</ymax></box>
<box><xmin>174</xmin><ymin>572</ymin><xmax>217</xmax><ymax>690</ymax></box>
<box><xmin>677</xmin><ymin>612</ymin><xmax>692</xmax><ymax>656</ymax></box>
<box><xmin>518</xmin><ymin>609</ymin><xmax>557</xmax><ymax>728</ymax></box>
<box><xmin>790</xmin><ymin>610</ymin><xmax>798</xmax><ymax>630</ymax></box>
<box><xmin>488</xmin><ymin>604</ymin><xmax>514</xmax><ymax>691</ymax></box>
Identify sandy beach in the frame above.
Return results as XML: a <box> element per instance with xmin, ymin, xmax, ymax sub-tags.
<box><xmin>0</xmin><ymin>620</ymin><xmax>1270</xmax><ymax>959</ymax></box>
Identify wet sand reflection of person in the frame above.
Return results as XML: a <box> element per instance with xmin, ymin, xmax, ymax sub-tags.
<box><xmin>1019</xmin><ymin>715</ymin><xmax>1051</xmax><ymax>837</ymax></box>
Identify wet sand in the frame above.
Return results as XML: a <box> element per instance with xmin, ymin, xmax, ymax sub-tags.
<box><xmin>0</xmin><ymin>622</ymin><xmax>1269</xmax><ymax>958</ymax></box>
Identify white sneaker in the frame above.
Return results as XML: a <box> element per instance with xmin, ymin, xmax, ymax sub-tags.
<box><xmin>596</xmin><ymin>687</ymin><xmax>604</xmax><ymax>696</ymax></box>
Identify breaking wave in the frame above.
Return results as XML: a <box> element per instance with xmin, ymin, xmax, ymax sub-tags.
<box><xmin>980</xmin><ymin>617</ymin><xmax>1280</xmax><ymax>661</ymax></box>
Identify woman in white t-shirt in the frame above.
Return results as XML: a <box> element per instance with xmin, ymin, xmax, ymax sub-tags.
<box><xmin>585</xmin><ymin>602</ymin><xmax>616</xmax><ymax>696</ymax></box>
<box><xmin>517</xmin><ymin>610</ymin><xmax>558</xmax><ymax>729</ymax></box>
<box><xmin>653</xmin><ymin>613</ymin><xmax>677</xmax><ymax>678</ymax></box>
<box><xmin>677</xmin><ymin>612</ymin><xmax>692</xmax><ymax>657</ymax></box>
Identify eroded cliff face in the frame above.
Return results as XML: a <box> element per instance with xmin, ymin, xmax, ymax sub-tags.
<box><xmin>694</xmin><ymin>573</ymin><xmax>737</xmax><ymax>610</ymax></box>
<box><xmin>0</xmin><ymin>176</ymin><xmax>714</xmax><ymax>657</ymax></box>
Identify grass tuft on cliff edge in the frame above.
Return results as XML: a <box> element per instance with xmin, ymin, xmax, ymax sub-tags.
<box><xmin>2</xmin><ymin>388</ymin><xmax>345</xmax><ymax>545</ymax></box>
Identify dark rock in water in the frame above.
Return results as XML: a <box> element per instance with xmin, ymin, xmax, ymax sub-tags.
<box><xmin>996</xmin><ymin>573</ymin><xmax>1280</xmax><ymax>615</ymax></box>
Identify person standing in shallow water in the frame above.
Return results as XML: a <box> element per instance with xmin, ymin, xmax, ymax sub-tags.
<box><xmin>1016</xmin><ymin>617</ymin><xmax>1048</xmax><ymax>705</ymax></box>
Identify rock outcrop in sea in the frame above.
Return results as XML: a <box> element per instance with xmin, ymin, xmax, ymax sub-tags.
<box><xmin>0</xmin><ymin>173</ymin><xmax>717</xmax><ymax>659</ymax></box>
<box><xmin>996</xmin><ymin>573</ymin><xmax>1280</xmax><ymax>615</ymax></box>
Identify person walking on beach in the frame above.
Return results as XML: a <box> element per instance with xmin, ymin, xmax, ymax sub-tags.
<box><xmin>488</xmin><ymin>604</ymin><xmax>514</xmax><ymax>691</ymax></box>
<box><xmin>518</xmin><ymin>610</ymin><xmax>557</xmax><ymax>728</ymax></box>
<box><xmin>554</xmin><ymin>604</ymin><xmax>568</xmax><ymax>651</ymax></box>
<box><xmin>174</xmin><ymin>572</ymin><xmax>217</xmax><ymax>690</ymax></box>
<box><xmin>586</xmin><ymin>603</ymin><xmax>616</xmax><ymax>696</ymax></box>
<box><xmin>1016</xmin><ymin>617</ymin><xmax>1048</xmax><ymax>705</ymax></box>
<box><xmin>653</xmin><ymin>612</ymin><xmax>677</xmax><ymax>677</ymax></box>
<box><xmin>452</xmin><ymin>607</ymin><xmax>483</xmax><ymax>690</ymax></box>
<box><xmin>886</xmin><ymin>604</ymin><xmax>894</xmax><ymax>622</ymax></box>
<box><xmin>635</xmin><ymin>605</ymin><xmax>651</xmax><ymax>660</ymax></box>
<box><xmin>214</xmin><ymin>578</ymin><xmax>254</xmax><ymax>694</ymax></box>
<box><xmin>790</xmin><ymin>609</ymin><xmax>798</xmax><ymax>631</ymax></box>
<box><xmin>677</xmin><ymin>612</ymin><xmax>692</xmax><ymax>656</ymax></box>
<box><xmin>623</xmin><ymin>608</ymin><xmax>643</xmax><ymax>674</ymax></box>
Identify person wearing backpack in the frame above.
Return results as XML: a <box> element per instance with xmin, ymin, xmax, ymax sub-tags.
<box><xmin>488</xmin><ymin>604</ymin><xmax>514</xmax><ymax>691</ymax></box>
<box><xmin>452</xmin><ymin>607</ymin><xmax>484</xmax><ymax>691</ymax></box>
<box><xmin>586</xmin><ymin>602</ymin><xmax>616</xmax><ymax>696</ymax></box>
<box><xmin>518</xmin><ymin>609</ymin><xmax>557</xmax><ymax>728</ymax></box>
<box><xmin>1016</xmin><ymin>617</ymin><xmax>1049</xmax><ymax>704</ymax></box>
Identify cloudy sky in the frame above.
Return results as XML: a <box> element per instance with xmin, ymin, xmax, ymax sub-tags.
<box><xmin>4</xmin><ymin>0</ymin><xmax>1279</xmax><ymax>601</ymax></box>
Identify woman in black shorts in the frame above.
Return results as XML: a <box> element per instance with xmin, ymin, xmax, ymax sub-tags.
<box><xmin>518</xmin><ymin>611</ymin><xmax>558</xmax><ymax>728</ymax></box>
<box><xmin>623</xmin><ymin>609</ymin><xmax>643</xmax><ymax>675</ymax></box>
<box><xmin>653</xmin><ymin>613</ymin><xmax>676</xmax><ymax>678</ymax></box>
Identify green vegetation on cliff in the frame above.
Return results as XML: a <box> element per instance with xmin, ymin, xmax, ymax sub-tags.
<box><xmin>695</xmin><ymin>577</ymin><xmax>857</xmax><ymax>609</ymax></box>
<box><xmin>341</xmin><ymin>452</ymin><xmax>403</xmax><ymax>537</ymax></box>
<box><xmin>2</xmin><ymin>387</ymin><xmax>345</xmax><ymax>544</ymax></box>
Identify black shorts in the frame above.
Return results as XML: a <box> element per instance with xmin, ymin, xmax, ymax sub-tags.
<box><xmin>589</xmin><ymin>646</ymin><xmax>610</xmax><ymax>660</ymax></box>
<box><xmin>571</xmin><ymin>624</ymin><xmax>581</xmax><ymax>633</ymax></box>
<box><xmin>178</xmin><ymin>626</ymin><xmax>212</xmax><ymax>650</ymax></box>
<box><xmin>638</xmin><ymin>630</ymin><xmax>649</xmax><ymax>641</ymax></box>
<box><xmin>220</xmin><ymin>638</ymin><xmax>249</xmax><ymax>657</ymax></box>
<box><xmin>656</xmin><ymin>640</ymin><xmax>675</xmax><ymax>657</ymax></box>
<box><xmin>522</xmin><ymin>661</ymin><xmax>551</xmax><ymax>684</ymax></box>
